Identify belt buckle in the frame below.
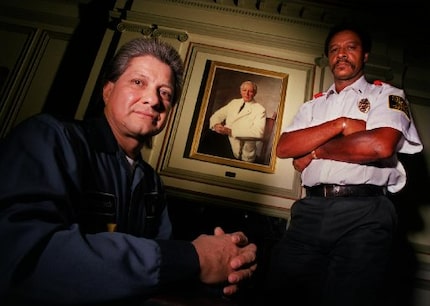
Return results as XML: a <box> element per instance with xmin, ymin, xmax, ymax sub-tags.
<box><xmin>333</xmin><ymin>185</ymin><xmax>341</xmax><ymax>196</ymax></box>
<box><xmin>324</xmin><ymin>185</ymin><xmax>340</xmax><ymax>197</ymax></box>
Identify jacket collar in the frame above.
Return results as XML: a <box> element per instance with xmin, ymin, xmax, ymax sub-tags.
<box><xmin>82</xmin><ymin>114</ymin><xmax>119</xmax><ymax>154</ymax></box>
<box><xmin>83</xmin><ymin>114</ymin><xmax>146</xmax><ymax>167</ymax></box>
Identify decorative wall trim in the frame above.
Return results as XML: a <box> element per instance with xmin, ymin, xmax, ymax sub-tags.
<box><xmin>0</xmin><ymin>23</ymin><xmax>38</xmax><ymax>137</ymax></box>
<box><xmin>0</xmin><ymin>23</ymin><xmax>72</xmax><ymax>137</ymax></box>
<box><xmin>160</xmin><ymin>0</ymin><xmax>348</xmax><ymax>26</ymax></box>
<box><xmin>115</xmin><ymin>21</ymin><xmax>189</xmax><ymax>42</ymax></box>
<box><xmin>112</xmin><ymin>10</ymin><xmax>324</xmax><ymax>55</ymax></box>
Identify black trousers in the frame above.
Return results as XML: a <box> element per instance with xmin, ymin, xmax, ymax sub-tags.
<box><xmin>198</xmin><ymin>129</ymin><xmax>235</xmax><ymax>160</ymax></box>
<box><xmin>264</xmin><ymin>195</ymin><xmax>397</xmax><ymax>306</ymax></box>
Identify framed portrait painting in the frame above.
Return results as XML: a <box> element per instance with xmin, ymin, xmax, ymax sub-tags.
<box><xmin>157</xmin><ymin>43</ymin><xmax>315</xmax><ymax>211</ymax></box>
<box><xmin>189</xmin><ymin>60</ymin><xmax>288</xmax><ymax>173</ymax></box>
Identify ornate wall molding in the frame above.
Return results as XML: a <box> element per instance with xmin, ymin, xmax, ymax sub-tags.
<box><xmin>160</xmin><ymin>0</ymin><xmax>349</xmax><ymax>25</ymax></box>
<box><xmin>133</xmin><ymin>0</ymin><xmax>338</xmax><ymax>30</ymax></box>
<box><xmin>110</xmin><ymin>8</ymin><xmax>326</xmax><ymax>55</ymax></box>
<box><xmin>114</xmin><ymin>21</ymin><xmax>189</xmax><ymax>42</ymax></box>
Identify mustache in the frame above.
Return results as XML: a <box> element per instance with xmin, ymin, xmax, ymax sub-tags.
<box><xmin>335</xmin><ymin>58</ymin><xmax>353</xmax><ymax>66</ymax></box>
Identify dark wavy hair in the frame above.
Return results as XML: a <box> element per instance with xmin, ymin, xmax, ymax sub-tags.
<box><xmin>324</xmin><ymin>22</ymin><xmax>372</xmax><ymax>57</ymax></box>
<box><xmin>103</xmin><ymin>38</ymin><xmax>184</xmax><ymax>105</ymax></box>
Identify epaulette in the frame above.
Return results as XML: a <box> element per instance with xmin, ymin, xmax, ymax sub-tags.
<box><xmin>313</xmin><ymin>92</ymin><xmax>324</xmax><ymax>98</ymax></box>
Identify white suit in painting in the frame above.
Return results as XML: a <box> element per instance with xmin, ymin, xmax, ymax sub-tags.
<box><xmin>209</xmin><ymin>81</ymin><xmax>266</xmax><ymax>162</ymax></box>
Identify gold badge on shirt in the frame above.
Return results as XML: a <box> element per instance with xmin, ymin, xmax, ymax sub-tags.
<box><xmin>388</xmin><ymin>95</ymin><xmax>410</xmax><ymax>120</ymax></box>
<box><xmin>358</xmin><ymin>98</ymin><xmax>370</xmax><ymax>113</ymax></box>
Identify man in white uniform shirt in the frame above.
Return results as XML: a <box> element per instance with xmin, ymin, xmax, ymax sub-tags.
<box><xmin>264</xmin><ymin>22</ymin><xmax>423</xmax><ymax>306</ymax></box>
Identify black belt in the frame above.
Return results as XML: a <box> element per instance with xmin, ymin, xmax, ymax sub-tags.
<box><xmin>305</xmin><ymin>184</ymin><xmax>387</xmax><ymax>197</ymax></box>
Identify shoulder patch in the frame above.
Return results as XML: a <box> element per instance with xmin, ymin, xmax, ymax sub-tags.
<box><xmin>388</xmin><ymin>95</ymin><xmax>410</xmax><ymax>120</ymax></box>
<box><xmin>313</xmin><ymin>92</ymin><xmax>324</xmax><ymax>98</ymax></box>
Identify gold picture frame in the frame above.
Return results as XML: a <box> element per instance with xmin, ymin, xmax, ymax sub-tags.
<box><xmin>188</xmin><ymin>60</ymin><xmax>288</xmax><ymax>173</ymax></box>
<box><xmin>157</xmin><ymin>43</ymin><xmax>315</xmax><ymax>212</ymax></box>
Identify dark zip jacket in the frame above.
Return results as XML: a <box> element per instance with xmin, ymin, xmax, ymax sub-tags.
<box><xmin>0</xmin><ymin>113</ymin><xmax>199</xmax><ymax>305</ymax></box>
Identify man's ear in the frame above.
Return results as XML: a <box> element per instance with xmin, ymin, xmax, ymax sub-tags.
<box><xmin>103</xmin><ymin>82</ymin><xmax>113</xmax><ymax>104</ymax></box>
<box><xmin>363</xmin><ymin>52</ymin><xmax>369</xmax><ymax>63</ymax></box>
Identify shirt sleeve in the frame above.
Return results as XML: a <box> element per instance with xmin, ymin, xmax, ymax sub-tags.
<box><xmin>284</xmin><ymin>99</ymin><xmax>315</xmax><ymax>133</ymax></box>
<box><xmin>365</xmin><ymin>84</ymin><xmax>423</xmax><ymax>154</ymax></box>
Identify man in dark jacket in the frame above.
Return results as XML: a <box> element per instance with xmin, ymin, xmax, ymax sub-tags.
<box><xmin>0</xmin><ymin>38</ymin><xmax>257</xmax><ymax>305</ymax></box>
